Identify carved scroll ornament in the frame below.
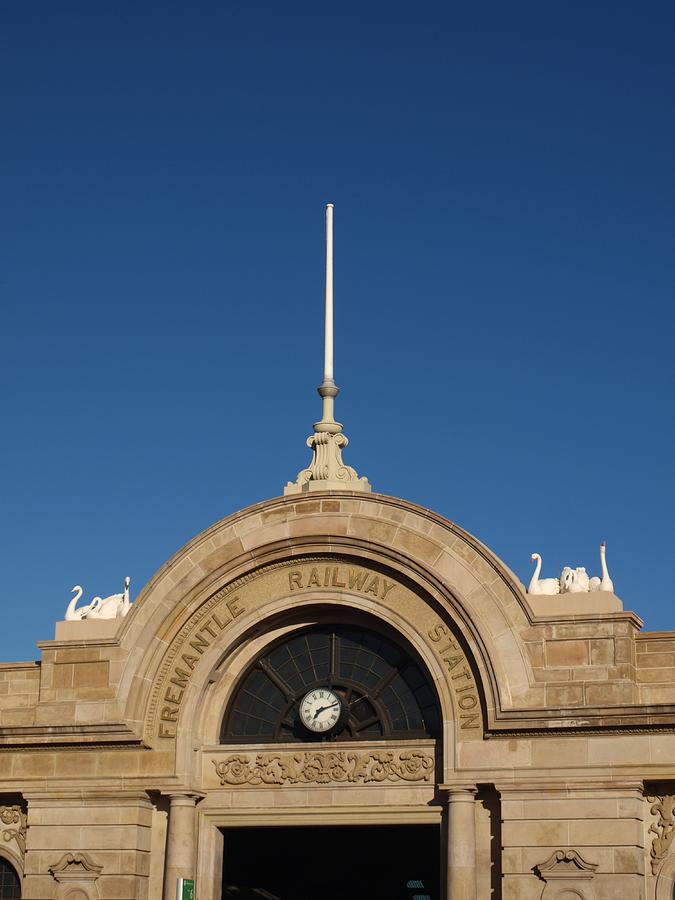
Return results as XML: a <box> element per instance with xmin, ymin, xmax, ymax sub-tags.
<box><xmin>0</xmin><ymin>805</ymin><xmax>27</xmax><ymax>855</ymax></box>
<box><xmin>534</xmin><ymin>849</ymin><xmax>598</xmax><ymax>899</ymax></box>
<box><xmin>213</xmin><ymin>749</ymin><xmax>434</xmax><ymax>786</ymax></box>
<box><xmin>648</xmin><ymin>795</ymin><xmax>675</xmax><ymax>874</ymax></box>
<box><xmin>535</xmin><ymin>849</ymin><xmax>598</xmax><ymax>878</ymax></box>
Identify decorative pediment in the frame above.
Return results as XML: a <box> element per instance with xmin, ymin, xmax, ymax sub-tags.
<box><xmin>49</xmin><ymin>852</ymin><xmax>103</xmax><ymax>883</ymax></box>
<box><xmin>535</xmin><ymin>849</ymin><xmax>598</xmax><ymax>881</ymax></box>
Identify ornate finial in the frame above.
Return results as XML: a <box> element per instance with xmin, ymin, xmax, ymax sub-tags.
<box><xmin>285</xmin><ymin>204</ymin><xmax>371</xmax><ymax>495</ymax></box>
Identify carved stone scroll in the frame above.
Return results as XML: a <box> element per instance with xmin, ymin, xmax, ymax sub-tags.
<box><xmin>49</xmin><ymin>853</ymin><xmax>103</xmax><ymax>900</ymax></box>
<box><xmin>534</xmin><ymin>850</ymin><xmax>598</xmax><ymax>900</ymax></box>
<box><xmin>213</xmin><ymin>749</ymin><xmax>434</xmax><ymax>786</ymax></box>
<box><xmin>0</xmin><ymin>805</ymin><xmax>27</xmax><ymax>856</ymax></box>
<box><xmin>49</xmin><ymin>852</ymin><xmax>103</xmax><ymax>881</ymax></box>
<box><xmin>648</xmin><ymin>795</ymin><xmax>675</xmax><ymax>875</ymax></box>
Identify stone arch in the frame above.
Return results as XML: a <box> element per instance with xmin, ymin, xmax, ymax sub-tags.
<box><xmin>144</xmin><ymin>562</ymin><xmax>487</xmax><ymax>780</ymax></box>
<box><xmin>118</xmin><ymin>493</ymin><xmax>538</xmax><ymax>748</ymax></box>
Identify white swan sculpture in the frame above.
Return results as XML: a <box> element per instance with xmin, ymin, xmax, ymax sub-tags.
<box><xmin>87</xmin><ymin>576</ymin><xmax>131</xmax><ymax>619</ymax></box>
<box><xmin>549</xmin><ymin>544</ymin><xmax>615</xmax><ymax>595</ymax></box>
<box><xmin>590</xmin><ymin>542</ymin><xmax>614</xmax><ymax>593</ymax></box>
<box><xmin>528</xmin><ymin>554</ymin><xmax>561</xmax><ymax>595</ymax></box>
<box><xmin>64</xmin><ymin>577</ymin><xmax>131</xmax><ymax>621</ymax></box>
<box><xmin>560</xmin><ymin>566</ymin><xmax>590</xmax><ymax>594</ymax></box>
<box><xmin>65</xmin><ymin>586</ymin><xmax>99</xmax><ymax>621</ymax></box>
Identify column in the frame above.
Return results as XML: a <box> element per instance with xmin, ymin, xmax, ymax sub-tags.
<box><xmin>443</xmin><ymin>785</ymin><xmax>477</xmax><ymax>900</ymax></box>
<box><xmin>162</xmin><ymin>793</ymin><xmax>200</xmax><ymax>900</ymax></box>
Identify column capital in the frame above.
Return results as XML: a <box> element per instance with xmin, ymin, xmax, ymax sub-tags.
<box><xmin>164</xmin><ymin>791</ymin><xmax>205</xmax><ymax>807</ymax></box>
<box><xmin>439</xmin><ymin>784</ymin><xmax>478</xmax><ymax>802</ymax></box>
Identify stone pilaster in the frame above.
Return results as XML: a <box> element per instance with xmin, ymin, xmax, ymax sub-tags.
<box><xmin>162</xmin><ymin>793</ymin><xmax>202</xmax><ymax>900</ymax></box>
<box><xmin>22</xmin><ymin>791</ymin><xmax>152</xmax><ymax>900</ymax></box>
<box><xmin>442</xmin><ymin>785</ymin><xmax>477</xmax><ymax>900</ymax></box>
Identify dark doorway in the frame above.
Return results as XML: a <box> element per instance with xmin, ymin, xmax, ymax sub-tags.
<box><xmin>222</xmin><ymin>824</ymin><xmax>439</xmax><ymax>900</ymax></box>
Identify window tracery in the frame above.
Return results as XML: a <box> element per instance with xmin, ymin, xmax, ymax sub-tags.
<box><xmin>220</xmin><ymin>625</ymin><xmax>440</xmax><ymax>742</ymax></box>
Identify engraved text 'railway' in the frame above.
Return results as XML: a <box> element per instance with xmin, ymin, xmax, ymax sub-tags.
<box><xmin>288</xmin><ymin>566</ymin><xmax>396</xmax><ymax>601</ymax></box>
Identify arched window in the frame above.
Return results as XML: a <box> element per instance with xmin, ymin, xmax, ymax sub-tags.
<box><xmin>0</xmin><ymin>859</ymin><xmax>21</xmax><ymax>899</ymax></box>
<box><xmin>221</xmin><ymin>624</ymin><xmax>440</xmax><ymax>742</ymax></box>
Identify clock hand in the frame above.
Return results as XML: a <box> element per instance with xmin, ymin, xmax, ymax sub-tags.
<box><xmin>313</xmin><ymin>702</ymin><xmax>340</xmax><ymax>719</ymax></box>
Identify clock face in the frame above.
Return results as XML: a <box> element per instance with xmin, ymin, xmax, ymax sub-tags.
<box><xmin>299</xmin><ymin>688</ymin><xmax>342</xmax><ymax>733</ymax></box>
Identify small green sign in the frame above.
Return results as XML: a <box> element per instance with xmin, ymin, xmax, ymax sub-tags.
<box><xmin>177</xmin><ymin>877</ymin><xmax>195</xmax><ymax>900</ymax></box>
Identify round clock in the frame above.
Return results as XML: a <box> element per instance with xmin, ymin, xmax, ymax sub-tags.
<box><xmin>299</xmin><ymin>688</ymin><xmax>342</xmax><ymax>733</ymax></box>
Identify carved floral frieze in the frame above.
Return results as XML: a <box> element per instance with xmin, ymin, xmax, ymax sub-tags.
<box><xmin>648</xmin><ymin>795</ymin><xmax>675</xmax><ymax>875</ymax></box>
<box><xmin>0</xmin><ymin>806</ymin><xmax>26</xmax><ymax>856</ymax></box>
<box><xmin>212</xmin><ymin>749</ymin><xmax>434</xmax><ymax>786</ymax></box>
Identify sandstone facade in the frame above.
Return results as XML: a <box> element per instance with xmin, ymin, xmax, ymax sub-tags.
<box><xmin>1</xmin><ymin>491</ymin><xmax>674</xmax><ymax>899</ymax></box>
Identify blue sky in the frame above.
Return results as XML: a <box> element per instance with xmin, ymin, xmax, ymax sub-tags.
<box><xmin>1</xmin><ymin>2</ymin><xmax>674</xmax><ymax>661</ymax></box>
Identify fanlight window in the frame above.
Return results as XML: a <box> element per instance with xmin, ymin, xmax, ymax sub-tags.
<box><xmin>221</xmin><ymin>625</ymin><xmax>440</xmax><ymax>742</ymax></box>
<box><xmin>0</xmin><ymin>859</ymin><xmax>20</xmax><ymax>899</ymax></box>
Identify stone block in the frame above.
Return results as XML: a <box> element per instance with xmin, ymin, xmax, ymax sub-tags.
<box><xmin>591</xmin><ymin>639</ymin><xmax>615</xmax><ymax>665</ymax></box>
<box><xmin>525</xmin><ymin>643</ymin><xmax>545</xmax><ymax>667</ymax></box>
<box><xmin>0</xmin><ymin>707</ymin><xmax>35</xmax><ymax>725</ymax></box>
<box><xmin>348</xmin><ymin>517</ymin><xmax>398</xmax><ymax>545</ymax></box>
<box><xmin>637</xmin><ymin>667</ymin><xmax>675</xmax><ymax>683</ymax></box>
<box><xmin>587</xmin><ymin>734</ymin><xmax>650</xmax><ymax>765</ymax></box>
<box><xmin>530</xmin><ymin>737</ymin><xmax>589</xmax><ymax>767</ymax></box>
<box><xmin>593</xmin><ymin>873</ymin><xmax>644</xmax><ymax>900</ymax></box>
<box><xmin>12</xmin><ymin>752</ymin><xmax>56</xmax><ymax>777</ymax></box>
<box><xmin>572</xmin><ymin>665</ymin><xmax>609</xmax><ymax>681</ymax></box>
<box><xmin>584</xmin><ymin>681</ymin><xmax>636</xmax><ymax>705</ymax></box>
<box><xmin>613</xmin><ymin>846</ymin><xmax>645</xmax><ymax>875</ymax></box>
<box><xmin>72</xmin><ymin>660</ymin><xmax>109</xmax><ymax>688</ymax></box>
<box><xmin>97</xmin><ymin>874</ymin><xmax>149</xmax><ymax>899</ymax></box>
<box><xmin>569</xmin><ymin>817</ymin><xmax>642</xmax><ymax>845</ymax></box>
<box><xmin>436</xmin><ymin>553</ymin><xmax>482</xmax><ymax>599</ymax></box>
<box><xmin>640</xmin><ymin>684</ymin><xmax>675</xmax><ymax>703</ymax></box>
<box><xmin>394</xmin><ymin>528</ymin><xmax>442</xmax><ymax>565</ymax></box>
<box><xmin>502</xmin><ymin>875</ymin><xmax>544</xmax><ymax>900</ymax></box>
<box><xmin>615</xmin><ymin>638</ymin><xmax>633</xmax><ymax>663</ymax></box>
<box><xmin>648</xmin><ymin>733</ymin><xmax>675</xmax><ymax>763</ymax></box>
<box><xmin>457</xmin><ymin>740</ymin><xmax>532</xmax><ymax>770</ymax></box>
<box><xmin>53</xmin><ymin>751</ymin><xmax>98</xmax><ymax>778</ymax></box>
<box><xmin>547</xmin><ymin>640</ymin><xmax>589</xmax><ymax>667</ymax></box>
<box><xmin>637</xmin><ymin>652</ymin><xmax>675</xmax><ymax>668</ymax></box>
<box><xmin>502</xmin><ymin>819</ymin><xmax>570</xmax><ymax>846</ymax></box>
<box><xmin>54</xmin><ymin>648</ymin><xmax>102</xmax><ymax>663</ymax></box>
<box><xmin>545</xmin><ymin>683</ymin><xmax>584</xmax><ymax>706</ymax></box>
<box><xmin>450</xmin><ymin>539</ymin><xmax>478</xmax><ymax>566</ymax></box>
<box><xmin>533</xmin><ymin>667</ymin><xmax>572</xmax><ymax>682</ymax></box>
<box><xmin>638</xmin><ymin>639</ymin><xmax>675</xmax><ymax>653</ymax></box>
<box><xmin>54</xmin><ymin>618</ymin><xmax>120</xmax><ymax>640</ymax></box>
<box><xmin>52</xmin><ymin>663</ymin><xmax>73</xmax><ymax>689</ymax></box>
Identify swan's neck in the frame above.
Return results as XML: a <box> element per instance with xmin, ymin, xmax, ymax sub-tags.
<box><xmin>532</xmin><ymin>556</ymin><xmax>542</xmax><ymax>579</ymax></box>
<box><xmin>67</xmin><ymin>587</ymin><xmax>83</xmax><ymax>613</ymax></box>
<box><xmin>600</xmin><ymin>546</ymin><xmax>609</xmax><ymax>579</ymax></box>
